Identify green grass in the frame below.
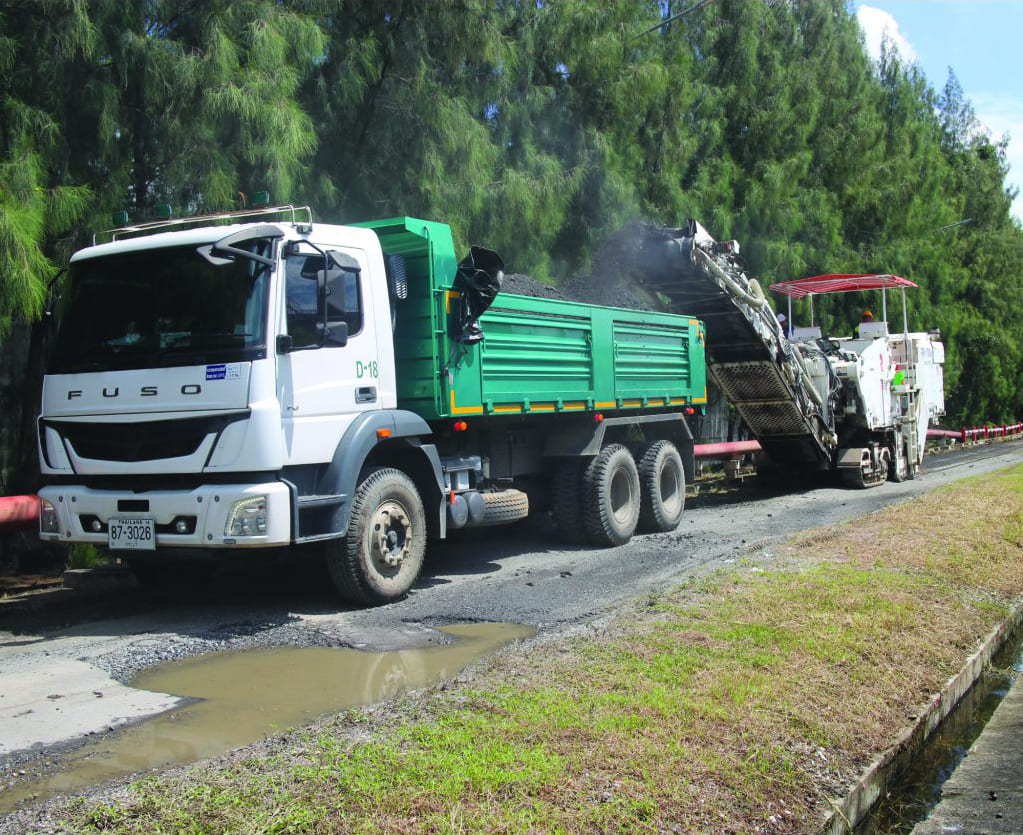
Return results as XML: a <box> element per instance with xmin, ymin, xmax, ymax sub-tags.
<box><xmin>60</xmin><ymin>464</ymin><xmax>1023</xmax><ymax>835</ymax></box>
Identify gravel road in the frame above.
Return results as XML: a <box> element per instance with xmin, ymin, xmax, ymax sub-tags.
<box><xmin>2</xmin><ymin>440</ymin><xmax>1022</xmax><ymax>825</ymax></box>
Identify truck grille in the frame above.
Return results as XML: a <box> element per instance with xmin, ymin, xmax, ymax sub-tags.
<box><xmin>48</xmin><ymin>415</ymin><xmax>238</xmax><ymax>463</ymax></box>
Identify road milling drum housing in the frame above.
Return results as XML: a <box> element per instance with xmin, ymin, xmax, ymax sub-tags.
<box><xmin>638</xmin><ymin>219</ymin><xmax>945</xmax><ymax>488</ymax></box>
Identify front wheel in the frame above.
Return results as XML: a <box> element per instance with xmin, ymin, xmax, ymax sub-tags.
<box><xmin>326</xmin><ymin>467</ymin><xmax>426</xmax><ymax>606</ymax></box>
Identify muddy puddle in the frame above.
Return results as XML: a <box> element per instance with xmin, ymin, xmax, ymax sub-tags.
<box><xmin>2</xmin><ymin>622</ymin><xmax>533</xmax><ymax>812</ymax></box>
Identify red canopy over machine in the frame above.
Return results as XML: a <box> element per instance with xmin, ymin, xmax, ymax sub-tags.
<box><xmin>769</xmin><ymin>273</ymin><xmax>919</xmax><ymax>331</ymax></box>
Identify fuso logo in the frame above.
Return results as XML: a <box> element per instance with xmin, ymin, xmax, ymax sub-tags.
<box><xmin>66</xmin><ymin>385</ymin><xmax>203</xmax><ymax>400</ymax></box>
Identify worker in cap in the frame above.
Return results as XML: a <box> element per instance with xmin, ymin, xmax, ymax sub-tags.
<box><xmin>776</xmin><ymin>311</ymin><xmax>788</xmax><ymax>337</ymax></box>
<box><xmin>861</xmin><ymin>309</ymin><xmax>874</xmax><ymax>322</ymax></box>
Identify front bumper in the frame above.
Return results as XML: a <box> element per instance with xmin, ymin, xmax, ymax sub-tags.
<box><xmin>38</xmin><ymin>482</ymin><xmax>292</xmax><ymax>549</ymax></box>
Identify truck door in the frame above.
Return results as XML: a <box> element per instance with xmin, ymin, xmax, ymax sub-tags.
<box><xmin>278</xmin><ymin>246</ymin><xmax>381</xmax><ymax>464</ymax></box>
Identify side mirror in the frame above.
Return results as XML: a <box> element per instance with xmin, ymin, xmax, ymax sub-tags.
<box><xmin>324</xmin><ymin>320</ymin><xmax>348</xmax><ymax>347</ymax></box>
<box><xmin>276</xmin><ymin>334</ymin><xmax>293</xmax><ymax>355</ymax></box>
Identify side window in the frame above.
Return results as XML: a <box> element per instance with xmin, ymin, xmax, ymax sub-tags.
<box><xmin>284</xmin><ymin>249</ymin><xmax>363</xmax><ymax>349</ymax></box>
<box><xmin>285</xmin><ymin>254</ymin><xmax>322</xmax><ymax>349</ymax></box>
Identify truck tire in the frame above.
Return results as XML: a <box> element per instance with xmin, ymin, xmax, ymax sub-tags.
<box><xmin>326</xmin><ymin>467</ymin><xmax>426</xmax><ymax>606</ymax></box>
<box><xmin>581</xmin><ymin>444</ymin><xmax>640</xmax><ymax>547</ymax></box>
<box><xmin>552</xmin><ymin>459</ymin><xmax>586</xmax><ymax>543</ymax></box>
<box><xmin>636</xmin><ymin>440</ymin><xmax>686</xmax><ymax>533</ymax></box>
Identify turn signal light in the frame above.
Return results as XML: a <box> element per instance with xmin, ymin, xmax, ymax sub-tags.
<box><xmin>453</xmin><ymin>421</ymin><xmax>468</xmax><ymax>432</ymax></box>
<box><xmin>40</xmin><ymin>499</ymin><xmax>60</xmax><ymax>534</ymax></box>
<box><xmin>594</xmin><ymin>413</ymin><xmax>604</xmax><ymax>423</ymax></box>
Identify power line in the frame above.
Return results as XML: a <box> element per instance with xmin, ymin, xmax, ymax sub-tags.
<box><xmin>631</xmin><ymin>0</ymin><xmax>717</xmax><ymax>42</ymax></box>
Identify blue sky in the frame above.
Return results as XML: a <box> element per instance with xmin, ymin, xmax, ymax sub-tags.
<box><xmin>853</xmin><ymin>1</ymin><xmax>1023</xmax><ymax>220</ymax></box>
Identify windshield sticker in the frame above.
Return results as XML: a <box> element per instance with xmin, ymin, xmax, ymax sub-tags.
<box><xmin>206</xmin><ymin>363</ymin><xmax>241</xmax><ymax>381</ymax></box>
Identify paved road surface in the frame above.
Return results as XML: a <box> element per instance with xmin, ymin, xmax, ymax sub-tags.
<box><xmin>2</xmin><ymin>440</ymin><xmax>1021</xmax><ymax>818</ymax></box>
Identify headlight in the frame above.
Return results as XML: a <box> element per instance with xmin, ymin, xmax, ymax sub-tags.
<box><xmin>40</xmin><ymin>499</ymin><xmax>60</xmax><ymax>534</ymax></box>
<box><xmin>224</xmin><ymin>495</ymin><xmax>268</xmax><ymax>536</ymax></box>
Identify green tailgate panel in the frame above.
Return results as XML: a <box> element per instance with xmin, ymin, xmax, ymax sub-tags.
<box><xmin>357</xmin><ymin>217</ymin><xmax>707</xmax><ymax>420</ymax></box>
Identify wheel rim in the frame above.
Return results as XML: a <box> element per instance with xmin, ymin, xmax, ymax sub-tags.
<box><xmin>368</xmin><ymin>500</ymin><xmax>412</xmax><ymax>576</ymax></box>
<box><xmin>609</xmin><ymin>467</ymin><xmax>635</xmax><ymax>525</ymax></box>
<box><xmin>659</xmin><ymin>462</ymin><xmax>684</xmax><ymax>515</ymax></box>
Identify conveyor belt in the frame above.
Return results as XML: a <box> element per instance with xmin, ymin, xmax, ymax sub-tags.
<box><xmin>640</xmin><ymin>221</ymin><xmax>836</xmax><ymax>469</ymax></box>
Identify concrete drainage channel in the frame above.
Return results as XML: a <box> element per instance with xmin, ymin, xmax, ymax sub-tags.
<box><xmin>821</xmin><ymin>601</ymin><xmax>1023</xmax><ymax>834</ymax></box>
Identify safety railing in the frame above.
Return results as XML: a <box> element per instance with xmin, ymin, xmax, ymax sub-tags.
<box><xmin>928</xmin><ymin>423</ymin><xmax>1023</xmax><ymax>443</ymax></box>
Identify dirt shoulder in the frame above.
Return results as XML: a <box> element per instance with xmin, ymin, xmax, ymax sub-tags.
<box><xmin>8</xmin><ymin>464</ymin><xmax>1022</xmax><ymax>834</ymax></box>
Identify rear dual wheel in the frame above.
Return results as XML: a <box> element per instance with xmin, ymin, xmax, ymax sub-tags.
<box><xmin>553</xmin><ymin>441</ymin><xmax>686</xmax><ymax>546</ymax></box>
<box><xmin>636</xmin><ymin>440</ymin><xmax>686</xmax><ymax>533</ymax></box>
<box><xmin>552</xmin><ymin>458</ymin><xmax>587</xmax><ymax>544</ymax></box>
<box><xmin>582</xmin><ymin>444</ymin><xmax>641</xmax><ymax>547</ymax></box>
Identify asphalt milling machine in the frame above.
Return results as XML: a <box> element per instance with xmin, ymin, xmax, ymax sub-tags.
<box><xmin>632</xmin><ymin>220</ymin><xmax>945</xmax><ymax>488</ymax></box>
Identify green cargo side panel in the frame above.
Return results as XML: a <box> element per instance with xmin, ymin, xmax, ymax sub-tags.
<box><xmin>357</xmin><ymin>217</ymin><xmax>707</xmax><ymax>420</ymax></box>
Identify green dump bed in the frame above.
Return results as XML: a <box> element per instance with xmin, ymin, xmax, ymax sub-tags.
<box><xmin>356</xmin><ymin>217</ymin><xmax>707</xmax><ymax>421</ymax></box>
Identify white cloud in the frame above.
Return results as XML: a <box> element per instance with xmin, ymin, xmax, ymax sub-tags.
<box><xmin>854</xmin><ymin>7</ymin><xmax>1021</xmax><ymax>221</ymax></box>
<box><xmin>856</xmin><ymin>5</ymin><xmax>918</xmax><ymax>65</ymax></box>
<box><xmin>972</xmin><ymin>93</ymin><xmax>1023</xmax><ymax>221</ymax></box>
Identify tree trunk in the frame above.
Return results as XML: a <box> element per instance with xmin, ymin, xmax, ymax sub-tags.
<box><xmin>10</xmin><ymin>317</ymin><xmax>50</xmax><ymax>495</ymax></box>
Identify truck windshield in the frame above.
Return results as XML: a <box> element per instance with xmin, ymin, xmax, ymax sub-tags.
<box><xmin>49</xmin><ymin>241</ymin><xmax>273</xmax><ymax>373</ymax></box>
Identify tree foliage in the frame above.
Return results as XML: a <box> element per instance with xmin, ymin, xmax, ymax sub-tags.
<box><xmin>1</xmin><ymin>0</ymin><xmax>1021</xmax><ymax>423</ymax></box>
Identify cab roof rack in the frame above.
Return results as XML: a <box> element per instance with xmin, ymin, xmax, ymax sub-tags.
<box><xmin>93</xmin><ymin>204</ymin><xmax>314</xmax><ymax>246</ymax></box>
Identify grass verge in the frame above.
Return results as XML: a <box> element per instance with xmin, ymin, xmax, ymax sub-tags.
<box><xmin>67</xmin><ymin>466</ymin><xmax>1023</xmax><ymax>835</ymax></box>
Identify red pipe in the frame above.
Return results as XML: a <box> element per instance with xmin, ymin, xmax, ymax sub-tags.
<box><xmin>694</xmin><ymin>440</ymin><xmax>762</xmax><ymax>459</ymax></box>
<box><xmin>0</xmin><ymin>495</ymin><xmax>39</xmax><ymax>533</ymax></box>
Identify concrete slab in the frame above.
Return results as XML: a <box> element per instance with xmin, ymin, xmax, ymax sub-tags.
<box><xmin>911</xmin><ymin>673</ymin><xmax>1023</xmax><ymax>834</ymax></box>
<box><xmin>0</xmin><ymin>656</ymin><xmax>182</xmax><ymax>756</ymax></box>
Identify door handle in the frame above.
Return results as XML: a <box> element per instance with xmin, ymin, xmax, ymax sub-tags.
<box><xmin>356</xmin><ymin>386</ymin><xmax>377</xmax><ymax>403</ymax></box>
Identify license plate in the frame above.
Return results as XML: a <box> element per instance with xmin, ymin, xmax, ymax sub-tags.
<box><xmin>107</xmin><ymin>517</ymin><xmax>156</xmax><ymax>550</ymax></box>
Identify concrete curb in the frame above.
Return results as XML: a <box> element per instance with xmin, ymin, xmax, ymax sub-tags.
<box><xmin>820</xmin><ymin>599</ymin><xmax>1023</xmax><ymax>834</ymax></box>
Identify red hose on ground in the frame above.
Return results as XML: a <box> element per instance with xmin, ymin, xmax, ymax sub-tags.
<box><xmin>694</xmin><ymin>440</ymin><xmax>762</xmax><ymax>459</ymax></box>
<box><xmin>0</xmin><ymin>495</ymin><xmax>39</xmax><ymax>534</ymax></box>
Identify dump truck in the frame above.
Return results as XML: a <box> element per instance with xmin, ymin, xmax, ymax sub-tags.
<box><xmin>37</xmin><ymin>206</ymin><xmax>707</xmax><ymax>604</ymax></box>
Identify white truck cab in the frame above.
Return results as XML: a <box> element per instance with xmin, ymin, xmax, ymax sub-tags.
<box><xmin>38</xmin><ymin>209</ymin><xmax>418</xmax><ymax>567</ymax></box>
